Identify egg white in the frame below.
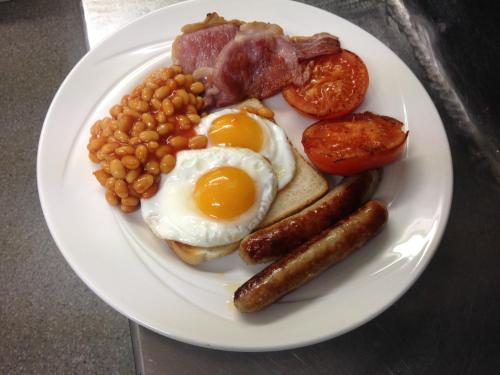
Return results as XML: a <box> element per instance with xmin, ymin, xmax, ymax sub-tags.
<box><xmin>195</xmin><ymin>108</ymin><xmax>296</xmax><ymax>190</ymax></box>
<box><xmin>141</xmin><ymin>147</ymin><xmax>278</xmax><ymax>247</ymax></box>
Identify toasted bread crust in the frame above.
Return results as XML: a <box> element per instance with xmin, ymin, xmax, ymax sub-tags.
<box><xmin>166</xmin><ymin>240</ymin><xmax>239</xmax><ymax>265</ymax></box>
<box><xmin>258</xmin><ymin>149</ymin><xmax>328</xmax><ymax>228</ymax></box>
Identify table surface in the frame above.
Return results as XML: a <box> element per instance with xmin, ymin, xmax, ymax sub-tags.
<box><xmin>1</xmin><ymin>0</ymin><xmax>499</xmax><ymax>374</ymax></box>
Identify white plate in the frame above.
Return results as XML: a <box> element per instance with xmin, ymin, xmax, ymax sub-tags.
<box><xmin>37</xmin><ymin>0</ymin><xmax>453</xmax><ymax>351</ymax></box>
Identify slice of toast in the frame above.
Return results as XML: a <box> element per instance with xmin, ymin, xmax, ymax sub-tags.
<box><xmin>166</xmin><ymin>99</ymin><xmax>329</xmax><ymax>265</ymax></box>
<box><xmin>257</xmin><ymin>149</ymin><xmax>327</xmax><ymax>228</ymax></box>
<box><xmin>166</xmin><ymin>150</ymin><xmax>328</xmax><ymax>265</ymax></box>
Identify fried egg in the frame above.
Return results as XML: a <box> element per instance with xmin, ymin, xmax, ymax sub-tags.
<box><xmin>141</xmin><ymin>147</ymin><xmax>277</xmax><ymax>247</ymax></box>
<box><xmin>195</xmin><ymin>109</ymin><xmax>295</xmax><ymax>189</ymax></box>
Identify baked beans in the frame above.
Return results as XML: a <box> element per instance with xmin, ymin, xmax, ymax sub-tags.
<box><xmin>87</xmin><ymin>65</ymin><xmax>206</xmax><ymax>213</ymax></box>
<box><xmin>241</xmin><ymin>105</ymin><xmax>275</xmax><ymax>120</ymax></box>
<box><xmin>160</xmin><ymin>154</ymin><xmax>176</xmax><ymax>174</ymax></box>
<box><xmin>188</xmin><ymin>135</ymin><xmax>208</xmax><ymax>149</ymax></box>
<box><xmin>257</xmin><ymin>107</ymin><xmax>275</xmax><ymax>119</ymax></box>
<box><xmin>88</xmin><ymin>65</ymin><xmax>276</xmax><ymax>214</ymax></box>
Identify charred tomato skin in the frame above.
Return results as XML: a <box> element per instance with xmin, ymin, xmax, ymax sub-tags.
<box><xmin>302</xmin><ymin>112</ymin><xmax>408</xmax><ymax>175</ymax></box>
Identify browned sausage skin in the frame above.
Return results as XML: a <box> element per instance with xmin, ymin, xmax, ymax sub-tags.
<box><xmin>239</xmin><ymin>169</ymin><xmax>381</xmax><ymax>264</ymax></box>
<box><xmin>234</xmin><ymin>200</ymin><xmax>388</xmax><ymax>313</ymax></box>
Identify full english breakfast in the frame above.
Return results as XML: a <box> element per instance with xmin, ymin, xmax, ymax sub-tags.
<box><xmin>86</xmin><ymin>12</ymin><xmax>408</xmax><ymax>312</ymax></box>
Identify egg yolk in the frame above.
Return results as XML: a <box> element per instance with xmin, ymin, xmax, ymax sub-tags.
<box><xmin>208</xmin><ymin>112</ymin><xmax>264</xmax><ymax>152</ymax></box>
<box><xmin>194</xmin><ymin>166</ymin><xmax>256</xmax><ymax>220</ymax></box>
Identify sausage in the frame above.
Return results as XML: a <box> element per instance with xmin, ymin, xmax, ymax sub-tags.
<box><xmin>239</xmin><ymin>169</ymin><xmax>381</xmax><ymax>264</ymax></box>
<box><xmin>234</xmin><ymin>200</ymin><xmax>388</xmax><ymax>313</ymax></box>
